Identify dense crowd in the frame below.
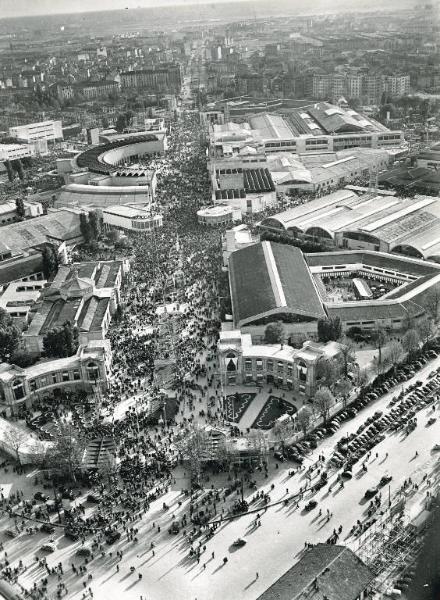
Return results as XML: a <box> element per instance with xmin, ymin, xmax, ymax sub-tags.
<box><xmin>0</xmin><ymin>111</ymin><xmax>244</xmax><ymax>600</ymax></box>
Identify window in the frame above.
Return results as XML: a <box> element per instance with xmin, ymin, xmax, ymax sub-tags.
<box><xmin>267</xmin><ymin>360</ymin><xmax>273</xmax><ymax>372</ymax></box>
<box><xmin>244</xmin><ymin>359</ymin><xmax>252</xmax><ymax>372</ymax></box>
<box><xmin>30</xmin><ymin>379</ymin><xmax>37</xmax><ymax>392</ymax></box>
<box><xmin>62</xmin><ymin>371</ymin><xmax>70</xmax><ymax>382</ymax></box>
<box><xmin>52</xmin><ymin>373</ymin><xmax>58</xmax><ymax>384</ymax></box>
<box><xmin>12</xmin><ymin>380</ymin><xmax>25</xmax><ymax>401</ymax></box>
<box><xmin>40</xmin><ymin>377</ymin><xmax>47</xmax><ymax>387</ymax></box>
<box><xmin>256</xmin><ymin>359</ymin><xmax>263</xmax><ymax>371</ymax></box>
<box><xmin>73</xmin><ymin>370</ymin><xmax>80</xmax><ymax>381</ymax></box>
<box><xmin>277</xmin><ymin>361</ymin><xmax>284</xmax><ymax>373</ymax></box>
<box><xmin>86</xmin><ymin>362</ymin><xmax>100</xmax><ymax>381</ymax></box>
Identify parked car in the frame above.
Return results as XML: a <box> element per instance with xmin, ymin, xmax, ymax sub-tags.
<box><xmin>379</xmin><ymin>474</ymin><xmax>392</xmax><ymax>486</ymax></box>
<box><xmin>34</xmin><ymin>492</ymin><xmax>49</xmax><ymax>502</ymax></box>
<box><xmin>305</xmin><ymin>500</ymin><xmax>318</xmax><ymax>511</ymax></box>
<box><xmin>41</xmin><ymin>543</ymin><xmax>55</xmax><ymax>553</ymax></box>
<box><xmin>364</xmin><ymin>487</ymin><xmax>378</xmax><ymax>499</ymax></box>
<box><xmin>105</xmin><ymin>530</ymin><xmax>121</xmax><ymax>544</ymax></box>
<box><xmin>232</xmin><ymin>537</ymin><xmax>247</xmax><ymax>547</ymax></box>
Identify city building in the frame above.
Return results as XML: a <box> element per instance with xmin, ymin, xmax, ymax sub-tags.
<box><xmin>228</xmin><ymin>241</ymin><xmax>440</xmax><ymax>340</ymax></box>
<box><xmin>0</xmin><ymin>208</ymin><xmax>83</xmax><ymax>290</ymax></box>
<box><xmin>416</xmin><ymin>143</ymin><xmax>440</xmax><ymax>170</ymax></box>
<box><xmin>268</xmin><ymin>148</ymin><xmax>392</xmax><ymax>195</ymax></box>
<box><xmin>9</xmin><ymin>120</ymin><xmax>63</xmax><ymax>143</ymax></box>
<box><xmin>257</xmin><ymin>543</ymin><xmax>374</xmax><ymax>600</ymax></box>
<box><xmin>212</xmin><ymin>166</ymin><xmax>277</xmax><ymax>214</ymax></box>
<box><xmin>120</xmin><ymin>64</ymin><xmax>182</xmax><ymax>93</ymax></box>
<box><xmin>310</xmin><ymin>73</ymin><xmax>410</xmax><ymax>102</ymax></box>
<box><xmin>75</xmin><ymin>133</ymin><xmax>167</xmax><ymax>175</ymax></box>
<box><xmin>56</xmin><ymin>169</ymin><xmax>157</xmax><ymax>210</ymax></box>
<box><xmin>0</xmin><ymin>341</ymin><xmax>111</xmax><ymax>417</ymax></box>
<box><xmin>0</xmin><ymin>200</ymin><xmax>43</xmax><ymax>226</ymax></box>
<box><xmin>0</xmin><ymin>143</ymin><xmax>34</xmax><ymax>162</ymax></box>
<box><xmin>209</xmin><ymin>104</ymin><xmax>403</xmax><ymax>159</ymax></box>
<box><xmin>0</xmin><ymin>279</ymin><xmax>46</xmax><ymax>323</ymax></box>
<box><xmin>72</xmin><ymin>80</ymin><xmax>119</xmax><ymax>100</ymax></box>
<box><xmin>383</xmin><ymin>74</ymin><xmax>410</xmax><ymax>97</ymax></box>
<box><xmin>222</xmin><ymin>224</ymin><xmax>257</xmax><ymax>265</ymax></box>
<box><xmin>102</xmin><ymin>205</ymin><xmax>163</xmax><ymax>233</ymax></box>
<box><xmin>23</xmin><ymin>260</ymin><xmax>127</xmax><ymax>356</ymax></box>
<box><xmin>218</xmin><ymin>330</ymin><xmax>342</xmax><ymax>396</ymax></box>
<box><xmin>197</xmin><ymin>205</ymin><xmax>241</xmax><ymax>227</ymax></box>
<box><xmin>259</xmin><ymin>188</ymin><xmax>440</xmax><ymax>261</ymax></box>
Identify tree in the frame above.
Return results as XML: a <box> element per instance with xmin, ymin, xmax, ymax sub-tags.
<box><xmin>416</xmin><ymin>316</ymin><xmax>434</xmax><ymax>345</ymax></box>
<box><xmin>386</xmin><ymin>340</ymin><xmax>404</xmax><ymax>371</ymax></box>
<box><xmin>41</xmin><ymin>245</ymin><xmax>59</xmax><ymax>279</ymax></box>
<box><xmin>11</xmin><ymin>349</ymin><xmax>35</xmax><ymax>368</ymax></box>
<box><xmin>264</xmin><ymin>321</ymin><xmax>285</xmax><ymax>345</ymax></box>
<box><xmin>272</xmin><ymin>415</ymin><xmax>294</xmax><ymax>445</ymax></box>
<box><xmin>3</xmin><ymin>426</ymin><xmax>29</xmax><ymax>466</ymax></box>
<box><xmin>402</xmin><ymin>328</ymin><xmax>420</xmax><ymax>358</ymax></box>
<box><xmin>0</xmin><ymin>309</ymin><xmax>21</xmax><ymax>362</ymax></box>
<box><xmin>43</xmin><ymin>321</ymin><xmax>79</xmax><ymax>358</ymax></box>
<box><xmin>315</xmin><ymin>358</ymin><xmax>338</xmax><ymax>390</ymax></box>
<box><xmin>317</xmin><ymin>317</ymin><xmax>342</xmax><ymax>342</ymax></box>
<box><xmin>180</xmin><ymin>426</ymin><xmax>209</xmax><ymax>488</ymax></box>
<box><xmin>297</xmin><ymin>406</ymin><xmax>312</xmax><ymax>436</ymax></box>
<box><xmin>334</xmin><ymin>377</ymin><xmax>352</xmax><ymax>408</ymax></box>
<box><xmin>107</xmin><ymin>229</ymin><xmax>121</xmax><ymax>244</ymax></box>
<box><xmin>88</xmin><ymin>210</ymin><xmax>102</xmax><ymax>241</ymax></box>
<box><xmin>45</xmin><ymin>421</ymin><xmax>86</xmax><ymax>482</ymax></box>
<box><xmin>79</xmin><ymin>213</ymin><xmax>92</xmax><ymax>244</ymax></box>
<box><xmin>15</xmin><ymin>197</ymin><xmax>25</xmax><ymax>218</ymax></box>
<box><xmin>356</xmin><ymin>367</ymin><xmax>369</xmax><ymax>388</ymax></box>
<box><xmin>338</xmin><ymin>336</ymin><xmax>356</xmax><ymax>377</ymax></box>
<box><xmin>11</xmin><ymin>159</ymin><xmax>24</xmax><ymax>181</ymax></box>
<box><xmin>423</xmin><ymin>289</ymin><xmax>440</xmax><ymax>323</ymax></box>
<box><xmin>313</xmin><ymin>387</ymin><xmax>335</xmax><ymax>424</ymax></box>
<box><xmin>4</xmin><ymin>160</ymin><xmax>14</xmax><ymax>182</ymax></box>
<box><xmin>372</xmin><ymin>327</ymin><xmax>387</xmax><ymax>372</ymax></box>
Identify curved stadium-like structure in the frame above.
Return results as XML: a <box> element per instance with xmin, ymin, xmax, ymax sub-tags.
<box><xmin>75</xmin><ymin>134</ymin><xmax>165</xmax><ymax>175</ymax></box>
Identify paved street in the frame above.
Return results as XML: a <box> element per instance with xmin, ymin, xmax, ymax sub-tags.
<box><xmin>14</xmin><ymin>355</ymin><xmax>438</xmax><ymax>600</ymax></box>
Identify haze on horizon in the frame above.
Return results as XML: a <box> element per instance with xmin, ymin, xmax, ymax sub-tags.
<box><xmin>0</xmin><ymin>0</ymin><xmax>414</xmax><ymax>20</ymax></box>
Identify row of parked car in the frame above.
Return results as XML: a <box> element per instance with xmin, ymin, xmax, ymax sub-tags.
<box><xmin>330</xmin><ymin>348</ymin><xmax>440</xmax><ymax>474</ymax></box>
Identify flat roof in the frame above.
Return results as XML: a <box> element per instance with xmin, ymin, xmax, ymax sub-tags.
<box><xmin>249</xmin><ymin>114</ymin><xmax>295</xmax><ymax>141</ymax></box>
<box><xmin>103</xmin><ymin>204</ymin><xmax>153</xmax><ymax>218</ymax></box>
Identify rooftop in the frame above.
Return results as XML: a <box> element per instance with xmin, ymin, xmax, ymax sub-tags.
<box><xmin>229</xmin><ymin>241</ymin><xmax>326</xmax><ymax>326</ymax></box>
<box><xmin>0</xmin><ymin>209</ymin><xmax>82</xmax><ymax>256</ymax></box>
<box><xmin>76</xmin><ymin>134</ymin><xmax>160</xmax><ymax>175</ymax></box>
<box><xmin>257</xmin><ymin>544</ymin><xmax>374</xmax><ymax>600</ymax></box>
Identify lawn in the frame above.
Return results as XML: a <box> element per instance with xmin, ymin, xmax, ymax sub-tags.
<box><xmin>252</xmin><ymin>396</ymin><xmax>297</xmax><ymax>430</ymax></box>
<box><xmin>224</xmin><ymin>392</ymin><xmax>256</xmax><ymax>423</ymax></box>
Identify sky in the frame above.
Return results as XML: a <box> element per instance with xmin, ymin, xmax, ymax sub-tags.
<box><xmin>1</xmin><ymin>0</ymin><xmax>257</xmax><ymax>19</ymax></box>
<box><xmin>0</xmin><ymin>0</ymin><xmax>385</xmax><ymax>20</ymax></box>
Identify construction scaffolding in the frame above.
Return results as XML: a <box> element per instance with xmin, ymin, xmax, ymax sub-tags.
<box><xmin>353</xmin><ymin>491</ymin><xmax>428</xmax><ymax>595</ymax></box>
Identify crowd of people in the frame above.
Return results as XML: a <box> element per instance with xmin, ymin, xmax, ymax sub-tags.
<box><xmin>0</xmin><ymin>111</ymin><xmax>256</xmax><ymax>600</ymax></box>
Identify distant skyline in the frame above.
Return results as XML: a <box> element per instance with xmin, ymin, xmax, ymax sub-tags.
<box><xmin>0</xmin><ymin>0</ymin><xmax>399</xmax><ymax>20</ymax></box>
